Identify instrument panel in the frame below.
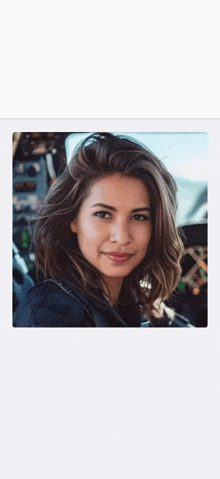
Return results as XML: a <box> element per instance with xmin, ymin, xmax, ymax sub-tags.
<box><xmin>13</xmin><ymin>157</ymin><xmax>48</xmax><ymax>257</ymax></box>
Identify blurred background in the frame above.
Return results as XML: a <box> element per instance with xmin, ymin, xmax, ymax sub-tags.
<box><xmin>13</xmin><ymin>132</ymin><xmax>208</xmax><ymax>326</ymax></box>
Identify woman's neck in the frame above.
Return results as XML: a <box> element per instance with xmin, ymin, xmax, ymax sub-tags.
<box><xmin>102</xmin><ymin>277</ymin><xmax>123</xmax><ymax>308</ymax></box>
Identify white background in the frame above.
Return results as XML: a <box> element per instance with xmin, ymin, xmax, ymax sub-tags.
<box><xmin>1</xmin><ymin>1</ymin><xmax>220</xmax><ymax>477</ymax></box>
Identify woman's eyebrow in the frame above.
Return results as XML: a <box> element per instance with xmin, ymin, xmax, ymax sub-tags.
<box><xmin>91</xmin><ymin>202</ymin><xmax>151</xmax><ymax>213</ymax></box>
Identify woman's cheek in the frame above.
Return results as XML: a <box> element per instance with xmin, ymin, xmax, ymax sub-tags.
<box><xmin>137</xmin><ymin>225</ymin><xmax>152</xmax><ymax>245</ymax></box>
<box><xmin>81</xmin><ymin>222</ymin><xmax>103</xmax><ymax>244</ymax></box>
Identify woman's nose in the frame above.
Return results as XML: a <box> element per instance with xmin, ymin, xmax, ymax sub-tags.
<box><xmin>110</xmin><ymin>221</ymin><xmax>131</xmax><ymax>244</ymax></box>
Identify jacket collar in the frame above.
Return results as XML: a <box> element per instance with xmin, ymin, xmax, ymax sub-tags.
<box><xmin>43</xmin><ymin>279</ymin><xmax>142</xmax><ymax>327</ymax></box>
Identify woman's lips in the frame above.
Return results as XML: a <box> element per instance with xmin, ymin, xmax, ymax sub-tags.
<box><xmin>104</xmin><ymin>253</ymin><xmax>133</xmax><ymax>263</ymax></box>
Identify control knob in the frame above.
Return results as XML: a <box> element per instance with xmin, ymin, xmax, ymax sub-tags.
<box><xmin>27</xmin><ymin>165</ymin><xmax>37</xmax><ymax>177</ymax></box>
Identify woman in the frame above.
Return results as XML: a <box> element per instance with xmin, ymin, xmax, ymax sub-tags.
<box><xmin>13</xmin><ymin>132</ymin><xmax>190</xmax><ymax>327</ymax></box>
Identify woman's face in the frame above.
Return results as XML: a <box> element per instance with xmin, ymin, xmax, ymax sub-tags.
<box><xmin>70</xmin><ymin>173</ymin><xmax>152</xmax><ymax>285</ymax></box>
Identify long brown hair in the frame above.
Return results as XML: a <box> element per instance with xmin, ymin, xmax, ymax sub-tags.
<box><xmin>32</xmin><ymin>133</ymin><xmax>184</xmax><ymax>317</ymax></box>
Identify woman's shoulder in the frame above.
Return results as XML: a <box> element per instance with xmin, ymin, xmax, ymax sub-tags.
<box><xmin>13</xmin><ymin>279</ymin><xmax>95</xmax><ymax>327</ymax></box>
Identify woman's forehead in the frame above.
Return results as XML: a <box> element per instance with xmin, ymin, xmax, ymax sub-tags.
<box><xmin>85</xmin><ymin>173</ymin><xmax>150</xmax><ymax>206</ymax></box>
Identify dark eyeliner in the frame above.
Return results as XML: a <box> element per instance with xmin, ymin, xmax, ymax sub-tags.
<box><xmin>132</xmin><ymin>214</ymin><xmax>150</xmax><ymax>221</ymax></box>
<box><xmin>93</xmin><ymin>210</ymin><xmax>111</xmax><ymax>218</ymax></box>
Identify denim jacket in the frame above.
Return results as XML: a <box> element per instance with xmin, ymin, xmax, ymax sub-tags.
<box><xmin>13</xmin><ymin>279</ymin><xmax>194</xmax><ymax>328</ymax></box>
<box><xmin>13</xmin><ymin>279</ymin><xmax>143</xmax><ymax>327</ymax></box>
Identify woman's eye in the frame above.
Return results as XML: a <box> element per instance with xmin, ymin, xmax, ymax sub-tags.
<box><xmin>93</xmin><ymin>212</ymin><xmax>150</xmax><ymax>221</ymax></box>
<box><xmin>94</xmin><ymin>211</ymin><xmax>111</xmax><ymax>219</ymax></box>
<box><xmin>132</xmin><ymin>214</ymin><xmax>150</xmax><ymax>221</ymax></box>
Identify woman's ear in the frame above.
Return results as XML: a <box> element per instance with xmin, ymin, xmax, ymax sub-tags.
<box><xmin>70</xmin><ymin>220</ymin><xmax>78</xmax><ymax>233</ymax></box>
